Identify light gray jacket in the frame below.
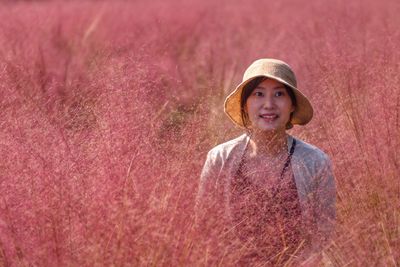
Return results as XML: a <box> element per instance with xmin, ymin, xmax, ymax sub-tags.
<box><xmin>196</xmin><ymin>133</ymin><xmax>336</xmax><ymax>256</ymax></box>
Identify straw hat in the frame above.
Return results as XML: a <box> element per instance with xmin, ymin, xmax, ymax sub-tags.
<box><xmin>224</xmin><ymin>58</ymin><xmax>313</xmax><ymax>128</ymax></box>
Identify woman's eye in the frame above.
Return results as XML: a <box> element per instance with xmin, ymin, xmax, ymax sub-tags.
<box><xmin>275</xmin><ymin>91</ymin><xmax>284</xmax><ymax>97</ymax></box>
<box><xmin>254</xmin><ymin>91</ymin><xmax>263</xmax><ymax>97</ymax></box>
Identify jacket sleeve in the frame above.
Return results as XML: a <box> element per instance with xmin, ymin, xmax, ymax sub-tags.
<box><xmin>317</xmin><ymin>156</ymin><xmax>336</xmax><ymax>240</ymax></box>
<box><xmin>309</xmin><ymin>154</ymin><xmax>336</xmax><ymax>256</ymax></box>
<box><xmin>194</xmin><ymin>148</ymin><xmax>225</xmax><ymax>229</ymax></box>
<box><xmin>298</xmin><ymin>154</ymin><xmax>336</xmax><ymax>264</ymax></box>
<box><xmin>193</xmin><ymin>148</ymin><xmax>235</xmax><ymax>265</ymax></box>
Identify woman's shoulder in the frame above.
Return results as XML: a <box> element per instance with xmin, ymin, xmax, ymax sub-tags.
<box><xmin>292</xmin><ymin>136</ymin><xmax>331</xmax><ymax>165</ymax></box>
<box><xmin>207</xmin><ymin>134</ymin><xmax>248</xmax><ymax>158</ymax></box>
<box><xmin>200</xmin><ymin>134</ymin><xmax>248</xmax><ymax>179</ymax></box>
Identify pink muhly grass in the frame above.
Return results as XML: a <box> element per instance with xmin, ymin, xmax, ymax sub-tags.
<box><xmin>0</xmin><ymin>0</ymin><xmax>399</xmax><ymax>266</ymax></box>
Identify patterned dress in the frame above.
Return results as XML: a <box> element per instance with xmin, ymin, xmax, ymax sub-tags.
<box><xmin>229</xmin><ymin>140</ymin><xmax>304</xmax><ymax>265</ymax></box>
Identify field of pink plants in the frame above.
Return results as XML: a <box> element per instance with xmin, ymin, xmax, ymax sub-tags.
<box><xmin>0</xmin><ymin>0</ymin><xmax>399</xmax><ymax>266</ymax></box>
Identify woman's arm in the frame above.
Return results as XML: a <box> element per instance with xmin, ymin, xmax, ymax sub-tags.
<box><xmin>193</xmin><ymin>149</ymin><xmax>230</xmax><ymax>264</ymax></box>
<box><xmin>194</xmin><ymin>148</ymin><xmax>224</xmax><ymax>227</ymax></box>
<box><xmin>313</xmin><ymin>155</ymin><xmax>336</xmax><ymax>249</ymax></box>
<box><xmin>298</xmin><ymin>155</ymin><xmax>336</xmax><ymax>265</ymax></box>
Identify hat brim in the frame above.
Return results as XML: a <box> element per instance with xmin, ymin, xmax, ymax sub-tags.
<box><xmin>224</xmin><ymin>75</ymin><xmax>313</xmax><ymax>128</ymax></box>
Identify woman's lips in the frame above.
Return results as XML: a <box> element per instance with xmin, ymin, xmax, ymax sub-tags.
<box><xmin>259</xmin><ymin>113</ymin><xmax>278</xmax><ymax>121</ymax></box>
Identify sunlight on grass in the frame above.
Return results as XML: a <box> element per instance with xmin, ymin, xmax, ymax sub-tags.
<box><xmin>0</xmin><ymin>0</ymin><xmax>399</xmax><ymax>266</ymax></box>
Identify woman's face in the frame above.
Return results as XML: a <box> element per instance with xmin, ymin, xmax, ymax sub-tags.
<box><xmin>245</xmin><ymin>79</ymin><xmax>295</xmax><ymax>133</ymax></box>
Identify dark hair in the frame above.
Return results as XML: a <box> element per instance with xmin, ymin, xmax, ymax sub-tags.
<box><xmin>240</xmin><ymin>77</ymin><xmax>297</xmax><ymax>128</ymax></box>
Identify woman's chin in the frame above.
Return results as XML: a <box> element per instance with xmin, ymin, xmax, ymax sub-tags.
<box><xmin>252</xmin><ymin>122</ymin><xmax>285</xmax><ymax>133</ymax></box>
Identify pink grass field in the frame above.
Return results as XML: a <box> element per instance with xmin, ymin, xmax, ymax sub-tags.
<box><xmin>0</xmin><ymin>0</ymin><xmax>399</xmax><ymax>266</ymax></box>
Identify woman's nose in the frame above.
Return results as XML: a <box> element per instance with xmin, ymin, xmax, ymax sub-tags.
<box><xmin>262</xmin><ymin>95</ymin><xmax>275</xmax><ymax>109</ymax></box>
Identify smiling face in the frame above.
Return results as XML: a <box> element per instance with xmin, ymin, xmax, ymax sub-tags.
<box><xmin>244</xmin><ymin>78</ymin><xmax>295</xmax><ymax>133</ymax></box>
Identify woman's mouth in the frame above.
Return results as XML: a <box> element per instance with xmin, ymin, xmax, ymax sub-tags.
<box><xmin>259</xmin><ymin>113</ymin><xmax>278</xmax><ymax>121</ymax></box>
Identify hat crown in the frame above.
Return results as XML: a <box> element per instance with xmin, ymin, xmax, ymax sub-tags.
<box><xmin>243</xmin><ymin>58</ymin><xmax>297</xmax><ymax>88</ymax></box>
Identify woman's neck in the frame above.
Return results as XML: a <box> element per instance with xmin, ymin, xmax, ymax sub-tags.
<box><xmin>248</xmin><ymin>130</ymin><xmax>288</xmax><ymax>157</ymax></box>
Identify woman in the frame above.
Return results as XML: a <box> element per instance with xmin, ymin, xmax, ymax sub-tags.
<box><xmin>195</xmin><ymin>59</ymin><xmax>336</xmax><ymax>266</ymax></box>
